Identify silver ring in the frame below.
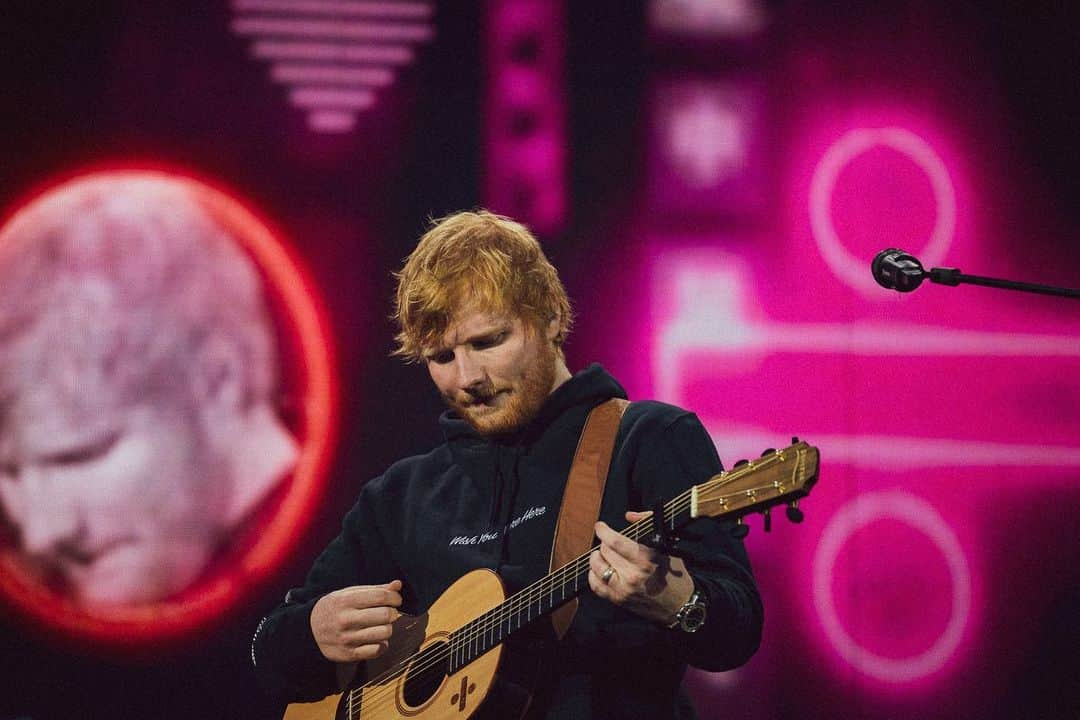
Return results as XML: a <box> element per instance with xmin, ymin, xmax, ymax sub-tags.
<box><xmin>601</xmin><ymin>565</ymin><xmax>615</xmax><ymax>583</ymax></box>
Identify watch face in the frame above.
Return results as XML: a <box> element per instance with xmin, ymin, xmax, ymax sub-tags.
<box><xmin>682</xmin><ymin>604</ymin><xmax>707</xmax><ymax>632</ymax></box>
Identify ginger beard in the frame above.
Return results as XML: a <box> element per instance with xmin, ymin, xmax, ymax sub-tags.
<box><xmin>445</xmin><ymin>326</ymin><xmax>558</xmax><ymax>437</ymax></box>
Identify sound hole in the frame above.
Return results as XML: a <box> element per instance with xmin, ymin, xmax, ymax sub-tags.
<box><xmin>401</xmin><ymin>640</ymin><xmax>448</xmax><ymax>707</ymax></box>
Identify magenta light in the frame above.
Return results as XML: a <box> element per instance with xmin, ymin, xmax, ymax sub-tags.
<box><xmin>251</xmin><ymin>40</ymin><xmax>415</xmax><ymax>64</ymax></box>
<box><xmin>270</xmin><ymin>64</ymin><xmax>394</xmax><ymax>86</ymax></box>
<box><xmin>664</xmin><ymin>89</ymin><xmax>748</xmax><ymax>189</ymax></box>
<box><xmin>232</xmin><ymin>0</ymin><xmax>432</xmax><ymax>18</ymax></box>
<box><xmin>483</xmin><ymin>0</ymin><xmax>567</xmax><ymax>234</ymax></box>
<box><xmin>809</xmin><ymin>127</ymin><xmax>956</xmax><ymax>295</ymax></box>
<box><xmin>813</xmin><ymin>491</ymin><xmax>971</xmax><ymax>684</ymax></box>
<box><xmin>232</xmin><ymin>16</ymin><xmax>434</xmax><ymax>41</ymax></box>
<box><xmin>233</xmin><ymin>1</ymin><xmax>433</xmax><ymax>134</ymax></box>
<box><xmin>307</xmin><ymin>110</ymin><xmax>358</xmax><ymax>133</ymax></box>
<box><xmin>288</xmin><ymin>87</ymin><xmax>375</xmax><ymax>109</ymax></box>
<box><xmin>649</xmin><ymin>0</ymin><xmax>767</xmax><ymax>37</ymax></box>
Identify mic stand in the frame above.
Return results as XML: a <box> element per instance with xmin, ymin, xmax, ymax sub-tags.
<box><xmin>926</xmin><ymin>267</ymin><xmax>1080</xmax><ymax>299</ymax></box>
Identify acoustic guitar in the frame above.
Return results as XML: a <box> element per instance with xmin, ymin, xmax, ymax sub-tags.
<box><xmin>283</xmin><ymin>440</ymin><xmax>819</xmax><ymax>720</ymax></box>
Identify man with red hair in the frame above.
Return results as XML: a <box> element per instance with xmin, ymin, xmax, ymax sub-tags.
<box><xmin>252</xmin><ymin>210</ymin><xmax>761</xmax><ymax>719</ymax></box>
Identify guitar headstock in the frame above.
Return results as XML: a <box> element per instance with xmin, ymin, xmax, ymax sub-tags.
<box><xmin>692</xmin><ymin>440</ymin><xmax>819</xmax><ymax>530</ymax></box>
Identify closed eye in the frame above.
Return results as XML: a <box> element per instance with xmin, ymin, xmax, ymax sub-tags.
<box><xmin>43</xmin><ymin>432</ymin><xmax>122</xmax><ymax>467</ymax></box>
<box><xmin>472</xmin><ymin>332</ymin><xmax>507</xmax><ymax>350</ymax></box>
<box><xmin>428</xmin><ymin>349</ymin><xmax>455</xmax><ymax>365</ymax></box>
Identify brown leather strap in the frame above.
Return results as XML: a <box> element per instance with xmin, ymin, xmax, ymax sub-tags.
<box><xmin>548</xmin><ymin>397</ymin><xmax>630</xmax><ymax>639</ymax></box>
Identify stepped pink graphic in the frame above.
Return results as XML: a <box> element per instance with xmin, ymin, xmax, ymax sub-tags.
<box><xmin>230</xmin><ymin>0</ymin><xmax>435</xmax><ymax>133</ymax></box>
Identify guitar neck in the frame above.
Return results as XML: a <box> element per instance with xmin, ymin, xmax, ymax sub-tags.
<box><xmin>445</xmin><ymin>491</ymin><xmax>695</xmax><ymax>673</ymax></box>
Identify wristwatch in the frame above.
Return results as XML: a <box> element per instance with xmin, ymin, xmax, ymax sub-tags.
<box><xmin>667</xmin><ymin>587</ymin><xmax>708</xmax><ymax>633</ymax></box>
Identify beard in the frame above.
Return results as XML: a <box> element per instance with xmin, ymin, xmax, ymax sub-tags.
<box><xmin>447</xmin><ymin>338</ymin><xmax>557</xmax><ymax>437</ymax></box>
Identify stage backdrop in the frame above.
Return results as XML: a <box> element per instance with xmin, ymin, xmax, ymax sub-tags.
<box><xmin>1</xmin><ymin>2</ymin><xmax>1078</xmax><ymax>719</ymax></box>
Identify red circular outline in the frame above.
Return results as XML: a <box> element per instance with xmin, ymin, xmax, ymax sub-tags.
<box><xmin>0</xmin><ymin>165</ymin><xmax>339</xmax><ymax>647</ymax></box>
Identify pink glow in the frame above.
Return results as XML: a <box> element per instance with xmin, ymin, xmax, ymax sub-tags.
<box><xmin>484</xmin><ymin>0</ymin><xmax>567</xmax><ymax>234</ymax></box>
<box><xmin>270</xmin><ymin>64</ymin><xmax>394</xmax><ymax>86</ymax></box>
<box><xmin>647</xmin><ymin>79</ymin><xmax>766</xmax><ymax>219</ymax></box>
<box><xmin>649</xmin><ymin>0</ymin><xmax>768</xmax><ymax>37</ymax></box>
<box><xmin>232</xmin><ymin>1</ymin><xmax>433</xmax><ymax>134</ymax></box>
<box><xmin>809</xmin><ymin>127</ymin><xmax>956</xmax><ymax>295</ymax></box>
<box><xmin>251</xmin><ymin>40</ymin><xmax>415</xmax><ymax>63</ymax></box>
<box><xmin>665</xmin><ymin>89</ymin><xmax>748</xmax><ymax>189</ymax></box>
<box><xmin>645</xmin><ymin>201</ymin><xmax>1080</xmax><ymax>693</ymax></box>
<box><xmin>288</xmin><ymin>87</ymin><xmax>375</xmax><ymax>110</ymax></box>
<box><xmin>307</xmin><ymin>109</ymin><xmax>357</xmax><ymax>132</ymax></box>
<box><xmin>813</xmin><ymin>491</ymin><xmax>971</xmax><ymax>683</ymax></box>
<box><xmin>232</xmin><ymin>0</ymin><xmax>432</xmax><ymax>18</ymax></box>
<box><xmin>231</xmin><ymin>17</ymin><xmax>433</xmax><ymax>41</ymax></box>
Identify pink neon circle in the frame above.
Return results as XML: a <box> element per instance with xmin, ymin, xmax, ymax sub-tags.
<box><xmin>809</xmin><ymin>127</ymin><xmax>956</xmax><ymax>295</ymax></box>
<box><xmin>812</xmin><ymin>490</ymin><xmax>971</xmax><ymax>683</ymax></box>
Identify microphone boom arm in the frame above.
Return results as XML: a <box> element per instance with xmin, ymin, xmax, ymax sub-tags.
<box><xmin>871</xmin><ymin>248</ymin><xmax>1080</xmax><ymax>299</ymax></box>
<box><xmin>926</xmin><ymin>266</ymin><xmax>1080</xmax><ymax>298</ymax></box>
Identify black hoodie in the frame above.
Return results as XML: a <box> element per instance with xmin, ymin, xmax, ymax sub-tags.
<box><xmin>252</xmin><ymin>365</ymin><xmax>762</xmax><ymax>719</ymax></box>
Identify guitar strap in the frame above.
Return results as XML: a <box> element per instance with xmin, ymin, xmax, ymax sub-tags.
<box><xmin>548</xmin><ymin>397</ymin><xmax>630</xmax><ymax>640</ymax></box>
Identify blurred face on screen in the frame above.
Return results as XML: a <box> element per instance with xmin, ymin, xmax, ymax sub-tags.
<box><xmin>0</xmin><ymin>387</ymin><xmax>222</xmax><ymax>606</ymax></box>
<box><xmin>0</xmin><ymin>173</ymin><xmax>299</xmax><ymax>608</ymax></box>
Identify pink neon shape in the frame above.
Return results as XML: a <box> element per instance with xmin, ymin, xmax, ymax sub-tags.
<box><xmin>232</xmin><ymin>2</ymin><xmax>433</xmax><ymax>134</ymax></box>
<box><xmin>288</xmin><ymin>87</ymin><xmax>375</xmax><ymax>110</ymax></box>
<box><xmin>307</xmin><ymin>110</ymin><xmax>358</xmax><ymax>132</ymax></box>
<box><xmin>232</xmin><ymin>0</ymin><xmax>432</xmax><ymax>18</ymax></box>
<box><xmin>809</xmin><ymin>127</ymin><xmax>956</xmax><ymax>295</ymax></box>
<box><xmin>649</xmin><ymin>0</ymin><xmax>767</xmax><ymax>37</ymax></box>
<box><xmin>270</xmin><ymin>64</ymin><xmax>394</xmax><ymax>86</ymax></box>
<box><xmin>665</xmin><ymin>90</ymin><xmax>747</xmax><ymax>189</ymax></box>
<box><xmin>231</xmin><ymin>17</ymin><xmax>433</xmax><ymax>41</ymax></box>
<box><xmin>252</xmin><ymin>41</ymin><xmax>415</xmax><ymax>64</ymax></box>
<box><xmin>812</xmin><ymin>490</ymin><xmax>971</xmax><ymax>683</ymax></box>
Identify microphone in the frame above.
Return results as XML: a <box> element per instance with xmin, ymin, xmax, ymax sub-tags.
<box><xmin>871</xmin><ymin>248</ymin><xmax>926</xmax><ymax>292</ymax></box>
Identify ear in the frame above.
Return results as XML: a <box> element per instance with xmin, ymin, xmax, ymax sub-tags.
<box><xmin>192</xmin><ymin>335</ymin><xmax>245</xmax><ymax>418</ymax></box>
<box><xmin>545</xmin><ymin>313</ymin><xmax>561</xmax><ymax>342</ymax></box>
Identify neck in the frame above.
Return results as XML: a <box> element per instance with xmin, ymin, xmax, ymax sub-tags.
<box><xmin>549</xmin><ymin>359</ymin><xmax>572</xmax><ymax>394</ymax></box>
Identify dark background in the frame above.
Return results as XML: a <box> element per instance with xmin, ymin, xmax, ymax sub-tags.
<box><xmin>2</xmin><ymin>2</ymin><xmax>1079</xmax><ymax>718</ymax></box>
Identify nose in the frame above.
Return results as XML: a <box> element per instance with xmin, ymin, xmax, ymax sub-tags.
<box><xmin>17</xmin><ymin>467</ymin><xmax>86</xmax><ymax>557</ymax></box>
<box><xmin>454</xmin><ymin>349</ymin><xmax>487</xmax><ymax>392</ymax></box>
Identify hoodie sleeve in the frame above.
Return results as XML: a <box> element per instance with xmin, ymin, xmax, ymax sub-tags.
<box><xmin>629</xmin><ymin>410</ymin><xmax>764</xmax><ymax>672</ymax></box>
<box><xmin>250</xmin><ymin>480</ymin><xmax>403</xmax><ymax>703</ymax></box>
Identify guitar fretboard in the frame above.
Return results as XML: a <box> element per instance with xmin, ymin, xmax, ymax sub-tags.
<box><xmin>445</xmin><ymin>499</ymin><xmax>694</xmax><ymax>673</ymax></box>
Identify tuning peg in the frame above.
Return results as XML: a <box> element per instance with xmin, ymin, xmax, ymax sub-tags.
<box><xmin>760</xmin><ymin>448</ymin><xmax>776</xmax><ymax>457</ymax></box>
<box><xmin>791</xmin><ymin>436</ymin><xmax>800</xmax><ymax>444</ymax></box>
<box><xmin>731</xmin><ymin>518</ymin><xmax>750</xmax><ymax>539</ymax></box>
<box><xmin>786</xmin><ymin>501</ymin><xmax>804</xmax><ymax>524</ymax></box>
<box><xmin>733</xmin><ymin>459</ymin><xmax>749</xmax><ymax>468</ymax></box>
<box><xmin>763</xmin><ymin>509</ymin><xmax>772</xmax><ymax>532</ymax></box>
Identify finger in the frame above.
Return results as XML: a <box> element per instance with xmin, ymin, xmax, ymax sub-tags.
<box><xmin>595</xmin><ymin>521</ymin><xmax>652</xmax><ymax>569</ymax></box>
<box><xmin>588</xmin><ymin>550</ymin><xmax>614</xmax><ymax>598</ymax></box>
<box><xmin>339</xmin><ymin>584</ymin><xmax>403</xmax><ymax>610</ymax></box>
<box><xmin>343</xmin><ymin>621</ymin><xmax>394</xmax><ymax>648</ymax></box>
<box><xmin>625</xmin><ymin>510</ymin><xmax>653</xmax><ymax>523</ymax></box>
<box><xmin>350</xmin><ymin>640</ymin><xmax>391</xmax><ymax>662</ymax></box>
<box><xmin>341</xmin><ymin>604</ymin><xmax>404</xmax><ymax>632</ymax></box>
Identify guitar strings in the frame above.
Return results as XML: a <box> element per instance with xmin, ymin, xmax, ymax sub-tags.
<box><xmin>346</xmin><ymin>457</ymin><xmax>794</xmax><ymax>716</ymax></box>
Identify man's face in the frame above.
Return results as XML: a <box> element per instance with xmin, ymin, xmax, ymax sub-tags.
<box><xmin>426</xmin><ymin>308</ymin><xmax>559</xmax><ymax>436</ymax></box>
<box><xmin>0</xmin><ymin>388</ymin><xmax>223</xmax><ymax>606</ymax></box>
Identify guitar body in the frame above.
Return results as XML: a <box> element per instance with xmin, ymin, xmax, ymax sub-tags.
<box><xmin>283</xmin><ymin>569</ymin><xmax>509</xmax><ymax>720</ymax></box>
